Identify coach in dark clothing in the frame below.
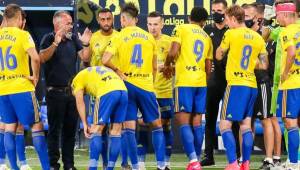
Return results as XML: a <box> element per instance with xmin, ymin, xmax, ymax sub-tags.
<box><xmin>39</xmin><ymin>11</ymin><xmax>91</xmax><ymax>170</ymax></box>
<box><xmin>201</xmin><ymin>0</ymin><xmax>240</xmax><ymax>166</ymax></box>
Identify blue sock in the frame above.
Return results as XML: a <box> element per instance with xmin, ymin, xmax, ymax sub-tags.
<box><xmin>0</xmin><ymin>130</ymin><xmax>5</xmax><ymax>164</ymax></box>
<box><xmin>152</xmin><ymin>128</ymin><xmax>165</xmax><ymax>168</ymax></box>
<box><xmin>137</xmin><ymin>128</ymin><xmax>148</xmax><ymax>162</ymax></box>
<box><xmin>5</xmin><ymin>132</ymin><xmax>19</xmax><ymax>170</ymax></box>
<box><xmin>288</xmin><ymin>127</ymin><xmax>299</xmax><ymax>163</ymax></box>
<box><xmin>163</xmin><ymin>125</ymin><xmax>173</xmax><ymax>163</ymax></box>
<box><xmin>32</xmin><ymin>131</ymin><xmax>50</xmax><ymax>170</ymax></box>
<box><xmin>101</xmin><ymin>132</ymin><xmax>108</xmax><ymax>167</ymax></box>
<box><xmin>16</xmin><ymin>132</ymin><xmax>27</xmax><ymax>165</ymax></box>
<box><xmin>221</xmin><ymin>129</ymin><xmax>237</xmax><ymax>164</ymax></box>
<box><xmin>193</xmin><ymin>125</ymin><xmax>204</xmax><ymax>159</ymax></box>
<box><xmin>107</xmin><ymin>135</ymin><xmax>121</xmax><ymax>170</ymax></box>
<box><xmin>242</xmin><ymin>129</ymin><xmax>253</xmax><ymax>163</ymax></box>
<box><xmin>89</xmin><ymin>134</ymin><xmax>102</xmax><ymax>170</ymax></box>
<box><xmin>180</xmin><ymin>125</ymin><xmax>197</xmax><ymax>161</ymax></box>
<box><xmin>124</xmin><ymin>128</ymin><xmax>138</xmax><ymax>169</ymax></box>
<box><xmin>121</xmin><ymin>131</ymin><xmax>129</xmax><ymax>167</ymax></box>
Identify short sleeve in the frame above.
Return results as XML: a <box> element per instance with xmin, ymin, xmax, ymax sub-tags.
<box><xmin>71</xmin><ymin>74</ymin><xmax>85</xmax><ymax>94</ymax></box>
<box><xmin>22</xmin><ymin>31</ymin><xmax>35</xmax><ymax>51</ymax></box>
<box><xmin>206</xmin><ymin>38</ymin><xmax>213</xmax><ymax>60</ymax></box>
<box><xmin>280</xmin><ymin>30</ymin><xmax>294</xmax><ymax>51</ymax></box>
<box><xmin>39</xmin><ymin>33</ymin><xmax>54</xmax><ymax>50</ymax></box>
<box><xmin>220</xmin><ymin>30</ymin><xmax>230</xmax><ymax>50</ymax></box>
<box><xmin>105</xmin><ymin>33</ymin><xmax>120</xmax><ymax>55</ymax></box>
<box><xmin>171</xmin><ymin>26</ymin><xmax>182</xmax><ymax>44</ymax></box>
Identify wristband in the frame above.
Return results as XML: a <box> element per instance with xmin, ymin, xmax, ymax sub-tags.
<box><xmin>52</xmin><ymin>42</ymin><xmax>58</xmax><ymax>47</ymax></box>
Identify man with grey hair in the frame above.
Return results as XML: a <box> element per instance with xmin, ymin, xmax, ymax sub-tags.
<box><xmin>39</xmin><ymin>10</ymin><xmax>91</xmax><ymax>170</ymax></box>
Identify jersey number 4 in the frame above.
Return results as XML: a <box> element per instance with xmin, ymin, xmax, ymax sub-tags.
<box><xmin>240</xmin><ymin>45</ymin><xmax>252</xmax><ymax>70</ymax></box>
<box><xmin>0</xmin><ymin>46</ymin><xmax>17</xmax><ymax>71</ymax></box>
<box><xmin>131</xmin><ymin>44</ymin><xmax>143</xmax><ymax>67</ymax></box>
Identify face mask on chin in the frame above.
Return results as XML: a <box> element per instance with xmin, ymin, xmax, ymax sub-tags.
<box><xmin>212</xmin><ymin>12</ymin><xmax>225</xmax><ymax>23</ymax></box>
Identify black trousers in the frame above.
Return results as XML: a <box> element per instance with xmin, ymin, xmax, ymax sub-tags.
<box><xmin>46</xmin><ymin>90</ymin><xmax>79</xmax><ymax>169</ymax></box>
<box><xmin>204</xmin><ymin>82</ymin><xmax>240</xmax><ymax>159</ymax></box>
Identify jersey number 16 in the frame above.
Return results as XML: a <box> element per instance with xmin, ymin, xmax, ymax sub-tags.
<box><xmin>0</xmin><ymin>46</ymin><xmax>18</xmax><ymax>71</ymax></box>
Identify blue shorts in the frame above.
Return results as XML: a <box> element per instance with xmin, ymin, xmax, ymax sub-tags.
<box><xmin>221</xmin><ymin>86</ymin><xmax>257</xmax><ymax>121</ymax></box>
<box><xmin>93</xmin><ymin>90</ymin><xmax>128</xmax><ymax>124</ymax></box>
<box><xmin>277</xmin><ymin>89</ymin><xmax>300</xmax><ymax>119</ymax></box>
<box><xmin>0</xmin><ymin>91</ymin><xmax>40</xmax><ymax>126</ymax></box>
<box><xmin>174</xmin><ymin>87</ymin><xmax>207</xmax><ymax>114</ymax></box>
<box><xmin>157</xmin><ymin>98</ymin><xmax>174</xmax><ymax>119</ymax></box>
<box><xmin>125</xmin><ymin>82</ymin><xmax>159</xmax><ymax>123</ymax></box>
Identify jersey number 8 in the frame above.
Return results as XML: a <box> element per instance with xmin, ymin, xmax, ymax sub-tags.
<box><xmin>194</xmin><ymin>40</ymin><xmax>204</xmax><ymax>62</ymax></box>
<box><xmin>0</xmin><ymin>46</ymin><xmax>17</xmax><ymax>71</ymax></box>
<box><xmin>131</xmin><ymin>44</ymin><xmax>143</xmax><ymax>67</ymax></box>
<box><xmin>240</xmin><ymin>45</ymin><xmax>252</xmax><ymax>70</ymax></box>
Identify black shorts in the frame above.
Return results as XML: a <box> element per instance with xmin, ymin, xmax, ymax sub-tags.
<box><xmin>253</xmin><ymin>81</ymin><xmax>273</xmax><ymax>120</ymax></box>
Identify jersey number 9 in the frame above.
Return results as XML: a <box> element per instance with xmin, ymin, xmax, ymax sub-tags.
<box><xmin>131</xmin><ymin>44</ymin><xmax>143</xmax><ymax>68</ymax></box>
<box><xmin>194</xmin><ymin>40</ymin><xmax>204</xmax><ymax>62</ymax></box>
<box><xmin>295</xmin><ymin>42</ymin><xmax>300</xmax><ymax>66</ymax></box>
<box><xmin>240</xmin><ymin>45</ymin><xmax>252</xmax><ymax>70</ymax></box>
<box><xmin>0</xmin><ymin>46</ymin><xmax>17</xmax><ymax>71</ymax></box>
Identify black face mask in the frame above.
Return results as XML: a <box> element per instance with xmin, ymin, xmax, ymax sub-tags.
<box><xmin>212</xmin><ymin>12</ymin><xmax>225</xmax><ymax>23</ymax></box>
<box><xmin>245</xmin><ymin>19</ymin><xmax>255</xmax><ymax>28</ymax></box>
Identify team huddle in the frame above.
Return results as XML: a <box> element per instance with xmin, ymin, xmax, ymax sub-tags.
<box><xmin>0</xmin><ymin>0</ymin><xmax>299</xmax><ymax>170</ymax></box>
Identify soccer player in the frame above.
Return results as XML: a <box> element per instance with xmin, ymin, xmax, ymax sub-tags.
<box><xmin>275</xmin><ymin>2</ymin><xmax>300</xmax><ymax>170</ymax></box>
<box><xmin>102</xmin><ymin>2</ymin><xmax>166</xmax><ymax>170</ymax></box>
<box><xmin>242</xmin><ymin>4</ymin><xmax>282</xmax><ymax>169</ymax></box>
<box><xmin>86</xmin><ymin>8</ymin><xmax>119</xmax><ymax>170</ymax></box>
<box><xmin>71</xmin><ymin>66</ymin><xmax>128</xmax><ymax>170</ymax></box>
<box><xmin>147</xmin><ymin>11</ymin><xmax>173</xmax><ymax>170</ymax></box>
<box><xmin>0</xmin><ymin>4</ymin><xmax>49</xmax><ymax>170</ymax></box>
<box><xmin>163</xmin><ymin>7</ymin><xmax>212</xmax><ymax>170</ymax></box>
<box><xmin>216</xmin><ymin>5</ymin><xmax>268</xmax><ymax>170</ymax></box>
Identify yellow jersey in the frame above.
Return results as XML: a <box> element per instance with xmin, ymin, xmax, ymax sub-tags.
<box><xmin>105</xmin><ymin>26</ymin><xmax>157</xmax><ymax>92</ymax></box>
<box><xmin>171</xmin><ymin>24</ymin><xmax>213</xmax><ymax>87</ymax></box>
<box><xmin>220</xmin><ymin>27</ymin><xmax>267</xmax><ymax>88</ymax></box>
<box><xmin>279</xmin><ymin>23</ymin><xmax>300</xmax><ymax>90</ymax></box>
<box><xmin>0</xmin><ymin>27</ymin><xmax>35</xmax><ymax>95</ymax></box>
<box><xmin>89</xmin><ymin>30</ymin><xmax>118</xmax><ymax>66</ymax></box>
<box><xmin>71</xmin><ymin>66</ymin><xmax>127</xmax><ymax>98</ymax></box>
<box><xmin>154</xmin><ymin>34</ymin><xmax>172</xmax><ymax>98</ymax></box>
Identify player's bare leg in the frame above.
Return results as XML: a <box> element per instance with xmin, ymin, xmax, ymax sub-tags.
<box><xmin>271</xmin><ymin>117</ymin><xmax>282</xmax><ymax>166</ymax></box>
<box><xmin>259</xmin><ymin>118</ymin><xmax>275</xmax><ymax>169</ymax></box>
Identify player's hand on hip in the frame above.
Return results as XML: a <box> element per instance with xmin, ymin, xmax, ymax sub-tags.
<box><xmin>281</xmin><ymin>73</ymin><xmax>289</xmax><ymax>83</ymax></box>
<box><xmin>161</xmin><ymin>66</ymin><xmax>174</xmax><ymax>79</ymax></box>
<box><xmin>116</xmin><ymin>69</ymin><xmax>127</xmax><ymax>80</ymax></box>
<box><xmin>27</xmin><ymin>76</ymin><xmax>38</xmax><ymax>87</ymax></box>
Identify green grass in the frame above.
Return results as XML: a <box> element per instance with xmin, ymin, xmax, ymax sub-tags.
<box><xmin>21</xmin><ymin>148</ymin><xmax>285</xmax><ymax>170</ymax></box>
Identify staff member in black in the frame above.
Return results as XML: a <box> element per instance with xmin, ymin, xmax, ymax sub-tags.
<box><xmin>39</xmin><ymin>11</ymin><xmax>91</xmax><ymax>170</ymax></box>
<box><xmin>201</xmin><ymin>0</ymin><xmax>241</xmax><ymax>166</ymax></box>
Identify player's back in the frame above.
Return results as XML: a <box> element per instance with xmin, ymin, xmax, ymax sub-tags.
<box><xmin>223</xmin><ymin>27</ymin><xmax>266</xmax><ymax>88</ymax></box>
<box><xmin>114</xmin><ymin>26</ymin><xmax>156</xmax><ymax>92</ymax></box>
<box><xmin>0</xmin><ymin>27</ymin><xmax>35</xmax><ymax>95</ymax></box>
<box><xmin>279</xmin><ymin>23</ymin><xmax>300</xmax><ymax>89</ymax></box>
<box><xmin>172</xmin><ymin>24</ymin><xmax>212</xmax><ymax>87</ymax></box>
<box><xmin>72</xmin><ymin>66</ymin><xmax>127</xmax><ymax>98</ymax></box>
